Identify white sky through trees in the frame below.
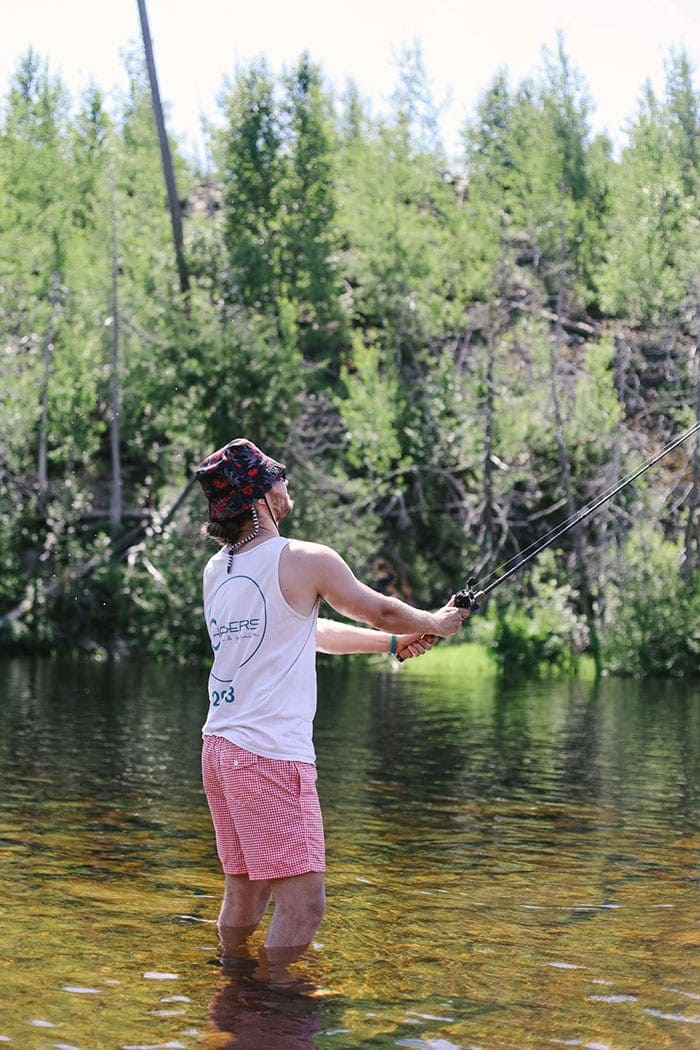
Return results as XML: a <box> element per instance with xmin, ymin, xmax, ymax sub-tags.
<box><xmin>2</xmin><ymin>0</ymin><xmax>698</xmax><ymax>160</ymax></box>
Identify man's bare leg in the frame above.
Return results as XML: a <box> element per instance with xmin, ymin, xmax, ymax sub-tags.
<box><xmin>265</xmin><ymin>871</ymin><xmax>326</xmax><ymax>952</ymax></box>
<box><xmin>217</xmin><ymin>873</ymin><xmax>271</xmax><ymax>959</ymax></box>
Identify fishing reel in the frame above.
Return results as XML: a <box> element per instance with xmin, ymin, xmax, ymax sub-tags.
<box><xmin>453</xmin><ymin>577</ymin><xmax>481</xmax><ymax>611</ymax></box>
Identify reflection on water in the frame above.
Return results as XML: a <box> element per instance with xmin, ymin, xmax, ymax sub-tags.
<box><xmin>209</xmin><ymin>973</ymin><xmax>324</xmax><ymax>1049</ymax></box>
<box><xmin>0</xmin><ymin>656</ymin><xmax>698</xmax><ymax>1049</ymax></box>
<box><xmin>207</xmin><ymin>940</ymin><xmax>328</xmax><ymax>1049</ymax></box>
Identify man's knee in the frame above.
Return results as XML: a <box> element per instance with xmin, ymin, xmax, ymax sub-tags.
<box><xmin>302</xmin><ymin>884</ymin><xmax>326</xmax><ymax>926</ymax></box>
<box><xmin>221</xmin><ymin>873</ymin><xmax>271</xmax><ymax>924</ymax></box>
<box><xmin>289</xmin><ymin>883</ymin><xmax>325</xmax><ymax>925</ymax></box>
<box><xmin>273</xmin><ymin>872</ymin><xmax>325</xmax><ymax>921</ymax></box>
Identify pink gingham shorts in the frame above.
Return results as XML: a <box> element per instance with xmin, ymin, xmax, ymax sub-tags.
<box><xmin>201</xmin><ymin>735</ymin><xmax>325</xmax><ymax>880</ymax></box>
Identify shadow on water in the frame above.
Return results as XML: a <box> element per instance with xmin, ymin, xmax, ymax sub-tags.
<box><xmin>0</xmin><ymin>655</ymin><xmax>698</xmax><ymax>1048</ymax></box>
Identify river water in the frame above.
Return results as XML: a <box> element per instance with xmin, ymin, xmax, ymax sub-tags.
<box><xmin>0</xmin><ymin>655</ymin><xmax>698</xmax><ymax>1049</ymax></box>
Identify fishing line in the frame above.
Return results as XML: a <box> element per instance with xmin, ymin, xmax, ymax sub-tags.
<box><xmin>482</xmin><ymin>420</ymin><xmax>700</xmax><ymax>588</ymax></box>
<box><xmin>455</xmin><ymin>419</ymin><xmax>700</xmax><ymax>607</ymax></box>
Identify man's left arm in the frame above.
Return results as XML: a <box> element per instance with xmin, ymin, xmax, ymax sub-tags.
<box><xmin>316</xmin><ymin>618</ymin><xmax>435</xmax><ymax>660</ymax></box>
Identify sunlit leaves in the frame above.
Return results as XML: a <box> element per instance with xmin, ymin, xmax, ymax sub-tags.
<box><xmin>597</xmin><ymin>53</ymin><xmax>698</xmax><ymax>324</ymax></box>
<box><xmin>602</xmin><ymin>529</ymin><xmax>700</xmax><ymax>675</ymax></box>
<box><xmin>338</xmin><ymin>337</ymin><xmax>402</xmax><ymax>477</ymax></box>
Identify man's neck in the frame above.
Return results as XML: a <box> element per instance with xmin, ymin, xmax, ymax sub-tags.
<box><xmin>244</xmin><ymin>513</ymin><xmax>279</xmax><ymax>549</ymax></box>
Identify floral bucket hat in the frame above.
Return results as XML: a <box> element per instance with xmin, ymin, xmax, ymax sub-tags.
<box><xmin>195</xmin><ymin>438</ymin><xmax>286</xmax><ymax>521</ymax></box>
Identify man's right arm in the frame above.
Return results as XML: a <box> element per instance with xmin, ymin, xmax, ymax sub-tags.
<box><xmin>283</xmin><ymin>540</ymin><xmax>466</xmax><ymax>637</ymax></box>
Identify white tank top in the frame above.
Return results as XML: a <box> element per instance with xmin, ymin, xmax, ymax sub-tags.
<box><xmin>201</xmin><ymin>536</ymin><xmax>319</xmax><ymax>762</ymax></box>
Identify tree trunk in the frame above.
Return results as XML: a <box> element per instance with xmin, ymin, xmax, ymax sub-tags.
<box><xmin>481</xmin><ymin>319</ymin><xmax>496</xmax><ymax>560</ymax></box>
<box><xmin>596</xmin><ymin>331</ymin><xmax>629</xmax><ymax>614</ymax></box>
<box><xmin>109</xmin><ymin>177</ymin><xmax>123</xmax><ymax>541</ymax></box>
<box><xmin>37</xmin><ymin>274</ymin><xmax>61</xmax><ymax>516</ymax></box>
<box><xmin>136</xmin><ymin>0</ymin><xmax>190</xmax><ymax>306</ymax></box>
<box><xmin>682</xmin><ymin>288</ymin><xmax>700</xmax><ymax>581</ymax></box>
<box><xmin>479</xmin><ymin>229</ymin><xmax>511</xmax><ymax>576</ymax></box>
<box><xmin>551</xmin><ymin>205</ymin><xmax>601</xmax><ymax>673</ymax></box>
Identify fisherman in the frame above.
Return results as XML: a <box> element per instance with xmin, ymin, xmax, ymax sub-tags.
<box><xmin>195</xmin><ymin>438</ymin><xmax>479</xmax><ymax>962</ymax></box>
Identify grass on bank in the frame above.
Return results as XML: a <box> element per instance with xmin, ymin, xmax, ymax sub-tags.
<box><xmin>392</xmin><ymin>639</ymin><xmax>598</xmax><ymax>680</ymax></box>
<box><xmin>397</xmin><ymin>640</ymin><xmax>497</xmax><ymax>676</ymax></box>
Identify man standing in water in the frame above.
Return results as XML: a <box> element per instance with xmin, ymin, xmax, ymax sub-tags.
<box><xmin>196</xmin><ymin>438</ymin><xmax>478</xmax><ymax>962</ymax></box>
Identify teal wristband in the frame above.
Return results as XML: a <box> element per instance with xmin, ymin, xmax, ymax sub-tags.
<box><xmin>389</xmin><ymin>634</ymin><xmax>397</xmax><ymax>656</ymax></box>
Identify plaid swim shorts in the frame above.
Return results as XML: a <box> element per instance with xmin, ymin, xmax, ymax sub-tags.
<box><xmin>201</xmin><ymin>735</ymin><xmax>326</xmax><ymax>880</ymax></box>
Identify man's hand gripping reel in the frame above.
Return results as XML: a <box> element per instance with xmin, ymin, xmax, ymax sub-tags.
<box><xmin>395</xmin><ymin>577</ymin><xmax>481</xmax><ymax>662</ymax></box>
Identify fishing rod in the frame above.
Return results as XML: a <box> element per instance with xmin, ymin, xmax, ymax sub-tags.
<box><xmin>452</xmin><ymin>420</ymin><xmax>700</xmax><ymax>612</ymax></box>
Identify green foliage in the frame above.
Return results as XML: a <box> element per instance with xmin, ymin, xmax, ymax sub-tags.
<box><xmin>279</xmin><ymin>54</ymin><xmax>344</xmax><ymax>359</ymax></box>
<box><xmin>463</xmin><ymin>69</ymin><xmax>514</xmax><ymax>196</ymax></box>
<box><xmin>488</xmin><ymin>554</ymin><xmax>589</xmax><ymax>676</ymax></box>
<box><xmin>119</xmin><ymin>523</ymin><xmax>210</xmax><ymax>662</ymax></box>
<box><xmin>338</xmin><ymin>336</ymin><xmax>403</xmax><ymax>476</ymax></box>
<box><xmin>0</xmin><ymin>51</ymin><xmax>73</xmax><ymax>324</ymax></box>
<box><xmin>336</xmin><ymin>121</ymin><xmax>461</xmax><ymax>353</ymax></box>
<box><xmin>216</xmin><ymin>55</ymin><xmax>344</xmax><ymax>361</ymax></box>
<box><xmin>0</xmin><ymin>42</ymin><xmax>697</xmax><ymax>678</ymax></box>
<box><xmin>664</xmin><ymin>49</ymin><xmax>699</xmax><ymax>199</ymax></box>
<box><xmin>596</xmin><ymin>52</ymin><xmax>699</xmax><ymax>324</ymax></box>
<box><xmin>465</xmin><ymin>36</ymin><xmax>612</xmax><ymax>308</ymax></box>
<box><xmin>389</xmin><ymin>42</ymin><xmax>444</xmax><ymax>156</ymax></box>
<box><xmin>572</xmin><ymin>339</ymin><xmax>620</xmax><ymax>430</ymax></box>
<box><xmin>602</xmin><ymin>529</ymin><xmax>700</xmax><ymax>676</ymax></box>
<box><xmin>217</xmin><ymin>59</ymin><xmax>282</xmax><ymax>308</ymax></box>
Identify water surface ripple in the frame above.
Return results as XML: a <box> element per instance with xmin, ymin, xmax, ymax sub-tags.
<box><xmin>0</xmin><ymin>657</ymin><xmax>697</xmax><ymax>1048</ymax></box>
